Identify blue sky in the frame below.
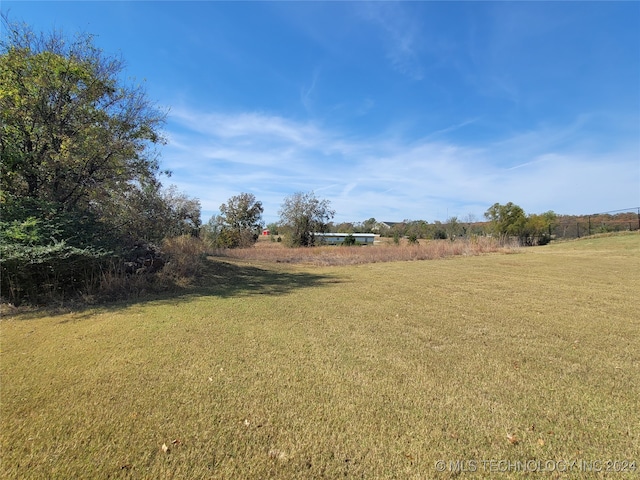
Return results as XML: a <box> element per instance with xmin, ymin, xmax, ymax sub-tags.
<box><xmin>3</xmin><ymin>1</ymin><xmax>639</xmax><ymax>224</ymax></box>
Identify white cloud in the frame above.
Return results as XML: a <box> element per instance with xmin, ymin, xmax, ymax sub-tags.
<box><xmin>160</xmin><ymin>106</ymin><xmax>639</xmax><ymax>223</ymax></box>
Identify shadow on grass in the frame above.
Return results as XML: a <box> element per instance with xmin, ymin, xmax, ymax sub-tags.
<box><xmin>6</xmin><ymin>257</ymin><xmax>341</xmax><ymax>320</ymax></box>
<box><xmin>191</xmin><ymin>258</ymin><xmax>340</xmax><ymax>298</ymax></box>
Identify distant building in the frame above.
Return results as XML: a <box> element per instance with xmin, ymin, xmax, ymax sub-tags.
<box><xmin>262</xmin><ymin>229</ymin><xmax>270</xmax><ymax>236</ymax></box>
<box><xmin>314</xmin><ymin>233</ymin><xmax>377</xmax><ymax>245</ymax></box>
<box><xmin>379</xmin><ymin>222</ymin><xmax>400</xmax><ymax>229</ymax></box>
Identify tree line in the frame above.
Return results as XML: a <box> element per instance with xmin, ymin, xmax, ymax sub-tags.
<box><xmin>204</xmin><ymin>193</ymin><xmax>561</xmax><ymax>248</ymax></box>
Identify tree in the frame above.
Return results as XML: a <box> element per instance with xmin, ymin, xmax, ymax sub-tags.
<box><xmin>215</xmin><ymin>193</ymin><xmax>264</xmax><ymax>248</ymax></box>
<box><xmin>362</xmin><ymin>217</ymin><xmax>378</xmax><ymax>233</ymax></box>
<box><xmin>335</xmin><ymin>222</ymin><xmax>355</xmax><ymax>233</ymax></box>
<box><xmin>485</xmin><ymin>203</ymin><xmax>557</xmax><ymax>246</ymax></box>
<box><xmin>522</xmin><ymin>211</ymin><xmax>557</xmax><ymax>246</ymax></box>
<box><xmin>462</xmin><ymin>213</ymin><xmax>480</xmax><ymax>236</ymax></box>
<box><xmin>278</xmin><ymin>191</ymin><xmax>335</xmax><ymax>247</ymax></box>
<box><xmin>0</xmin><ymin>18</ymin><xmax>197</xmax><ymax>303</ymax></box>
<box><xmin>446</xmin><ymin>216</ymin><xmax>462</xmax><ymax>239</ymax></box>
<box><xmin>1</xmin><ymin>19</ymin><xmax>167</xmax><ymax>218</ymax></box>
<box><xmin>103</xmin><ymin>183</ymin><xmax>201</xmax><ymax>244</ymax></box>
<box><xmin>266</xmin><ymin>222</ymin><xmax>280</xmax><ymax>236</ymax></box>
<box><xmin>484</xmin><ymin>202</ymin><xmax>527</xmax><ymax>238</ymax></box>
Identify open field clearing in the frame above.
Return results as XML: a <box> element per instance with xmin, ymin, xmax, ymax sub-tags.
<box><xmin>1</xmin><ymin>234</ymin><xmax>638</xmax><ymax>479</ymax></box>
<box><xmin>218</xmin><ymin>236</ymin><xmax>518</xmax><ymax>266</ymax></box>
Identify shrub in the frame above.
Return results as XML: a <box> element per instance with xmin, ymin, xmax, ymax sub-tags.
<box><xmin>342</xmin><ymin>234</ymin><xmax>357</xmax><ymax>246</ymax></box>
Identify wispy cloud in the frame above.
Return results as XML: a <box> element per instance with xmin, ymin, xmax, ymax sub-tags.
<box><xmin>357</xmin><ymin>2</ymin><xmax>425</xmax><ymax>80</ymax></box>
<box><xmin>300</xmin><ymin>67</ymin><xmax>321</xmax><ymax>112</ymax></box>
<box><xmin>162</xmin><ymin>106</ymin><xmax>639</xmax><ymax>223</ymax></box>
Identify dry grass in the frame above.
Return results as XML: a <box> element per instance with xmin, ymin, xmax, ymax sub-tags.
<box><xmin>97</xmin><ymin>236</ymin><xmax>209</xmax><ymax>300</ymax></box>
<box><xmin>1</xmin><ymin>233</ymin><xmax>638</xmax><ymax>479</ymax></box>
<box><xmin>217</xmin><ymin>236</ymin><xmax>517</xmax><ymax>266</ymax></box>
<box><xmin>159</xmin><ymin>235</ymin><xmax>209</xmax><ymax>282</ymax></box>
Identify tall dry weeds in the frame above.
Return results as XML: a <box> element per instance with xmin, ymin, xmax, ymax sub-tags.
<box><xmin>217</xmin><ymin>237</ymin><xmax>519</xmax><ymax>266</ymax></box>
<box><xmin>97</xmin><ymin>236</ymin><xmax>209</xmax><ymax>299</ymax></box>
<box><xmin>158</xmin><ymin>236</ymin><xmax>209</xmax><ymax>284</ymax></box>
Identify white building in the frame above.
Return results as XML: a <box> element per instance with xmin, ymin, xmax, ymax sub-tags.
<box><xmin>314</xmin><ymin>233</ymin><xmax>377</xmax><ymax>245</ymax></box>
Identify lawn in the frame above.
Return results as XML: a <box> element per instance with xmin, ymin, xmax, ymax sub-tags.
<box><xmin>1</xmin><ymin>234</ymin><xmax>638</xmax><ymax>479</ymax></box>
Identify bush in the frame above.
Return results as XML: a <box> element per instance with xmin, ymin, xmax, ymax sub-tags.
<box><xmin>1</xmin><ymin>241</ymin><xmax>111</xmax><ymax>305</ymax></box>
<box><xmin>0</xmin><ymin>215</ymin><xmax>113</xmax><ymax>305</ymax></box>
<box><xmin>537</xmin><ymin>234</ymin><xmax>551</xmax><ymax>246</ymax></box>
<box><xmin>342</xmin><ymin>234</ymin><xmax>357</xmax><ymax>246</ymax></box>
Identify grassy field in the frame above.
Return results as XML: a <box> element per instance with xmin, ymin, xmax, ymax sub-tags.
<box><xmin>1</xmin><ymin>234</ymin><xmax>638</xmax><ymax>479</ymax></box>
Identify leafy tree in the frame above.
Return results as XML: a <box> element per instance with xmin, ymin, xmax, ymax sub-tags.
<box><xmin>446</xmin><ymin>216</ymin><xmax>462</xmax><ymax>239</ymax></box>
<box><xmin>278</xmin><ymin>191</ymin><xmax>335</xmax><ymax>247</ymax></box>
<box><xmin>266</xmin><ymin>222</ymin><xmax>280</xmax><ymax>236</ymax></box>
<box><xmin>406</xmin><ymin>220</ymin><xmax>429</xmax><ymax>239</ymax></box>
<box><xmin>103</xmin><ymin>183</ymin><xmax>201</xmax><ymax>244</ymax></box>
<box><xmin>431</xmin><ymin>221</ymin><xmax>447</xmax><ymax>239</ymax></box>
<box><xmin>162</xmin><ymin>186</ymin><xmax>202</xmax><ymax>237</ymax></box>
<box><xmin>215</xmin><ymin>193</ymin><xmax>263</xmax><ymax>248</ymax></box>
<box><xmin>362</xmin><ymin>217</ymin><xmax>378</xmax><ymax>233</ymax></box>
<box><xmin>1</xmin><ymin>20</ymin><xmax>167</xmax><ymax>218</ymax></box>
<box><xmin>0</xmin><ymin>18</ymin><xmax>197</xmax><ymax>303</ymax></box>
<box><xmin>484</xmin><ymin>202</ymin><xmax>527</xmax><ymax>238</ymax></box>
<box><xmin>335</xmin><ymin>222</ymin><xmax>355</xmax><ymax>233</ymax></box>
<box><xmin>522</xmin><ymin>211</ymin><xmax>557</xmax><ymax>246</ymax></box>
<box><xmin>485</xmin><ymin>203</ymin><xmax>557</xmax><ymax>245</ymax></box>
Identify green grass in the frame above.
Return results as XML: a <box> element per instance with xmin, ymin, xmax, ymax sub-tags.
<box><xmin>1</xmin><ymin>234</ymin><xmax>639</xmax><ymax>478</ymax></box>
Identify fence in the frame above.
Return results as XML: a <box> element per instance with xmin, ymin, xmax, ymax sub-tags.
<box><xmin>552</xmin><ymin>207</ymin><xmax>640</xmax><ymax>240</ymax></box>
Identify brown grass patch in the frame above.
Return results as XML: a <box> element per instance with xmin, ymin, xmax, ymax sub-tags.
<box><xmin>215</xmin><ymin>236</ymin><xmax>518</xmax><ymax>266</ymax></box>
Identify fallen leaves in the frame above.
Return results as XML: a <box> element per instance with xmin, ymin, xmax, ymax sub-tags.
<box><xmin>161</xmin><ymin>439</ymin><xmax>181</xmax><ymax>454</ymax></box>
<box><xmin>506</xmin><ymin>433</ymin><xmax>519</xmax><ymax>445</ymax></box>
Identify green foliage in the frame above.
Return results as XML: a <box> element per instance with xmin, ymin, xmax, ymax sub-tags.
<box><xmin>0</xmin><ymin>23</ymin><xmax>166</xmax><ymax>212</ymax></box>
<box><xmin>342</xmin><ymin>234</ymin><xmax>356</xmax><ymax>246</ymax></box>
<box><xmin>278</xmin><ymin>191</ymin><xmax>335</xmax><ymax>247</ymax></box>
<box><xmin>446</xmin><ymin>216</ymin><xmax>463</xmax><ymax>239</ymax></box>
<box><xmin>0</xmin><ymin>239</ymin><xmax>110</xmax><ymax>305</ymax></box>
<box><xmin>0</xmin><ymin>19</ymin><xmax>200</xmax><ymax>304</ymax></box>
<box><xmin>485</xmin><ymin>203</ymin><xmax>557</xmax><ymax>245</ymax></box>
<box><xmin>213</xmin><ymin>193</ymin><xmax>263</xmax><ymax>248</ymax></box>
<box><xmin>334</xmin><ymin>222</ymin><xmax>355</xmax><ymax>233</ymax></box>
<box><xmin>432</xmin><ymin>222</ymin><xmax>447</xmax><ymax>240</ymax></box>
<box><xmin>521</xmin><ymin>211</ymin><xmax>556</xmax><ymax>246</ymax></box>
<box><xmin>407</xmin><ymin>233</ymin><xmax>419</xmax><ymax>245</ymax></box>
<box><xmin>361</xmin><ymin>217</ymin><xmax>378</xmax><ymax>233</ymax></box>
<box><xmin>484</xmin><ymin>202</ymin><xmax>527</xmax><ymax>238</ymax></box>
<box><xmin>266</xmin><ymin>222</ymin><xmax>279</xmax><ymax>236</ymax></box>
